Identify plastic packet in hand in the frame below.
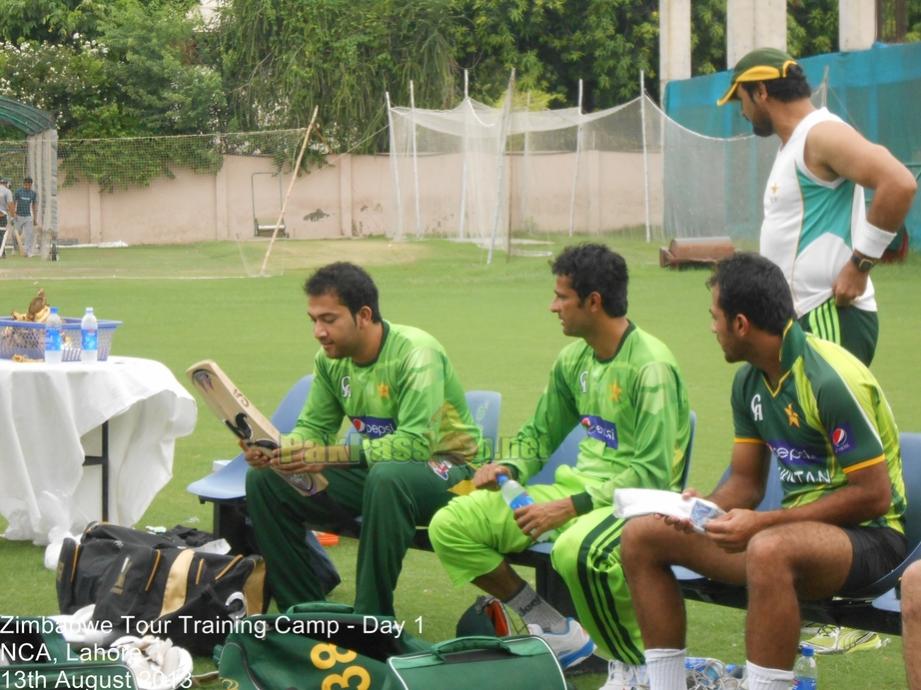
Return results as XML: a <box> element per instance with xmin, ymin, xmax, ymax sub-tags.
<box><xmin>688</xmin><ymin>498</ymin><xmax>725</xmax><ymax>532</ymax></box>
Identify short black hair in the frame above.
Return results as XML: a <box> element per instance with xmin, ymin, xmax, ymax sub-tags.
<box><xmin>552</xmin><ymin>243</ymin><xmax>628</xmax><ymax>317</ymax></box>
<box><xmin>740</xmin><ymin>64</ymin><xmax>812</xmax><ymax>103</ymax></box>
<box><xmin>304</xmin><ymin>262</ymin><xmax>382</xmax><ymax>322</ymax></box>
<box><xmin>707</xmin><ymin>253</ymin><xmax>794</xmax><ymax>335</ymax></box>
<box><xmin>23</xmin><ymin>176</ymin><xmax>32</xmax><ymax>183</ymax></box>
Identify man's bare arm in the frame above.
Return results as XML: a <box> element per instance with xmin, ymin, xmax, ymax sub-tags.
<box><xmin>705</xmin><ymin>441</ymin><xmax>771</xmax><ymax>511</ymax></box>
<box><xmin>806</xmin><ymin>121</ymin><xmax>917</xmax><ymax>233</ymax></box>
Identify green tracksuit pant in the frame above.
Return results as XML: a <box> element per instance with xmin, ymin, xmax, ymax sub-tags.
<box><xmin>246</xmin><ymin>459</ymin><xmax>474</xmax><ymax>615</ymax></box>
<box><xmin>428</xmin><ymin>478</ymin><xmax>644</xmax><ymax>665</ymax></box>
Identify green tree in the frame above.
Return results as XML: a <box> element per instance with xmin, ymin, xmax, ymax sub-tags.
<box><xmin>218</xmin><ymin>0</ymin><xmax>458</xmax><ymax>152</ymax></box>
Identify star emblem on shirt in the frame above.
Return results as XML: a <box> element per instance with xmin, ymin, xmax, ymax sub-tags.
<box><xmin>609</xmin><ymin>382</ymin><xmax>622</xmax><ymax>402</ymax></box>
<box><xmin>785</xmin><ymin>403</ymin><xmax>800</xmax><ymax>428</ymax></box>
<box><xmin>378</xmin><ymin>383</ymin><xmax>390</xmax><ymax>398</ymax></box>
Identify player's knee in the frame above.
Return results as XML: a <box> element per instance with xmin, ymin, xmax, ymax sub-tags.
<box><xmin>427</xmin><ymin>507</ymin><xmax>452</xmax><ymax>550</ymax></box>
<box><xmin>746</xmin><ymin>530</ymin><xmax>793</xmax><ymax>584</ymax></box>
<box><xmin>902</xmin><ymin>562</ymin><xmax>921</xmax><ymax>619</ymax></box>
<box><xmin>621</xmin><ymin>515</ymin><xmax>662</xmax><ymax>563</ymax></box>
<box><xmin>549</xmin><ymin>528</ymin><xmax>582</xmax><ymax>580</ymax></box>
<box><xmin>364</xmin><ymin>460</ymin><xmax>406</xmax><ymax>495</ymax></box>
<box><xmin>244</xmin><ymin>465</ymin><xmax>271</xmax><ymax>496</ymax></box>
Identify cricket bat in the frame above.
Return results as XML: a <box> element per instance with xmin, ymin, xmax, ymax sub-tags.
<box><xmin>186</xmin><ymin>359</ymin><xmax>328</xmax><ymax>495</ymax></box>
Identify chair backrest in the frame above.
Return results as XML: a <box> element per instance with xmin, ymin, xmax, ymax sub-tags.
<box><xmin>270</xmin><ymin>374</ymin><xmax>314</xmax><ymax>433</ymax></box>
<box><xmin>899</xmin><ymin>432</ymin><xmax>921</xmax><ymax>550</ymax></box>
<box><xmin>678</xmin><ymin>411</ymin><xmax>697</xmax><ymax>490</ymax></box>
<box><xmin>528</xmin><ymin>425</ymin><xmax>586</xmax><ymax>486</ymax></box>
<box><xmin>465</xmin><ymin>390</ymin><xmax>501</xmax><ymax>459</ymax></box>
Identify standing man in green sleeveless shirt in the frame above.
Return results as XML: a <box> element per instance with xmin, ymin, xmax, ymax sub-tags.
<box><xmin>244</xmin><ymin>262</ymin><xmax>489</xmax><ymax>615</ymax></box>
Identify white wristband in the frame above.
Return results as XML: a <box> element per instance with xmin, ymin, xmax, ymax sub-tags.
<box><xmin>853</xmin><ymin>220</ymin><xmax>897</xmax><ymax>259</ymax></box>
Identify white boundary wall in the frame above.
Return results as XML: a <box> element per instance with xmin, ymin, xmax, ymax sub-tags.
<box><xmin>56</xmin><ymin>150</ymin><xmax>660</xmax><ymax>245</ymax></box>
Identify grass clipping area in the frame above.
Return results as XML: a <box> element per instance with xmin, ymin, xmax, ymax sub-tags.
<box><xmin>1</xmin><ymin>236</ymin><xmax>918</xmax><ymax>689</ymax></box>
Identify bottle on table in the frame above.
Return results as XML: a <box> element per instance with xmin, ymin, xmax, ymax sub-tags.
<box><xmin>793</xmin><ymin>645</ymin><xmax>817</xmax><ymax>689</ymax></box>
<box><xmin>497</xmin><ymin>473</ymin><xmax>552</xmax><ymax>542</ymax></box>
<box><xmin>44</xmin><ymin>306</ymin><xmax>63</xmax><ymax>364</ymax></box>
<box><xmin>80</xmin><ymin>307</ymin><xmax>98</xmax><ymax>363</ymax></box>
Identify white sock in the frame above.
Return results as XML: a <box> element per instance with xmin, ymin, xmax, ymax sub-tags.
<box><xmin>746</xmin><ymin>660</ymin><xmax>795</xmax><ymax>690</ymax></box>
<box><xmin>503</xmin><ymin>582</ymin><xmax>568</xmax><ymax>633</ymax></box>
<box><xmin>644</xmin><ymin>648</ymin><xmax>685</xmax><ymax>690</ymax></box>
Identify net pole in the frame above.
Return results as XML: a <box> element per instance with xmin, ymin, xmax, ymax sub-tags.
<box><xmin>567</xmin><ymin>79</ymin><xmax>584</xmax><ymax>237</ymax></box>
<box><xmin>640</xmin><ymin>71</ymin><xmax>652</xmax><ymax>243</ymax></box>
<box><xmin>458</xmin><ymin>70</ymin><xmax>469</xmax><ymax>241</ymax></box>
<box><xmin>487</xmin><ymin>69</ymin><xmax>515</xmax><ymax>265</ymax></box>
<box><xmin>410</xmin><ymin>80</ymin><xmax>423</xmax><ymax>238</ymax></box>
<box><xmin>386</xmin><ymin>91</ymin><xmax>406</xmax><ymax>241</ymax></box>
<box><xmin>518</xmin><ymin>90</ymin><xmax>531</xmax><ymax>244</ymax></box>
<box><xmin>259</xmin><ymin>106</ymin><xmax>319</xmax><ymax>276</ymax></box>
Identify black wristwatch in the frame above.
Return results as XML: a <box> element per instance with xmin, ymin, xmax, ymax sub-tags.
<box><xmin>850</xmin><ymin>253</ymin><xmax>876</xmax><ymax>273</ymax></box>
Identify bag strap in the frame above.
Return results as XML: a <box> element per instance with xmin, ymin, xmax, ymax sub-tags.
<box><xmin>286</xmin><ymin>602</ymin><xmax>355</xmax><ymax>615</ymax></box>
<box><xmin>429</xmin><ymin>636</ymin><xmax>515</xmax><ymax>660</ymax></box>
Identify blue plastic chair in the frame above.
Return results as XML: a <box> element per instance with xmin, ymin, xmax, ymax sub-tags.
<box><xmin>858</xmin><ymin>431</ymin><xmax>921</xmax><ymax>601</ymax></box>
<box><xmin>465</xmin><ymin>390</ymin><xmax>502</xmax><ymax>459</ymax></box>
<box><xmin>187</xmin><ymin>374</ymin><xmax>314</xmax><ymax>502</ymax></box>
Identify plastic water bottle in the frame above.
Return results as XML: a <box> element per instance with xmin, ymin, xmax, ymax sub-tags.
<box><xmin>80</xmin><ymin>307</ymin><xmax>98</xmax><ymax>363</ymax></box>
<box><xmin>497</xmin><ymin>474</ymin><xmax>551</xmax><ymax>542</ymax></box>
<box><xmin>793</xmin><ymin>645</ymin><xmax>817</xmax><ymax>689</ymax></box>
<box><xmin>44</xmin><ymin>306</ymin><xmax>63</xmax><ymax>363</ymax></box>
<box><xmin>685</xmin><ymin>656</ymin><xmax>726</xmax><ymax>686</ymax></box>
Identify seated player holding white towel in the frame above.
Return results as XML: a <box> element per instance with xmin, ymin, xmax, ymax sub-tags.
<box><xmin>621</xmin><ymin>253</ymin><xmax>907</xmax><ymax>690</ymax></box>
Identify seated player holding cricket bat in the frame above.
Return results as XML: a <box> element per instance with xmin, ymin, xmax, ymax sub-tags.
<box><xmin>620</xmin><ymin>253</ymin><xmax>907</xmax><ymax>690</ymax></box>
<box><xmin>429</xmin><ymin>244</ymin><xmax>691</xmax><ymax>687</ymax></box>
<box><xmin>242</xmin><ymin>261</ymin><xmax>489</xmax><ymax>616</ymax></box>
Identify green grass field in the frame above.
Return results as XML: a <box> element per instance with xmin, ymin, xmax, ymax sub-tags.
<box><xmin>1</xmin><ymin>235</ymin><xmax>918</xmax><ymax>688</ymax></box>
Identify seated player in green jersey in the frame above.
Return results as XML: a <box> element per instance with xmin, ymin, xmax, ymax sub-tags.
<box><xmin>242</xmin><ymin>262</ymin><xmax>489</xmax><ymax>616</ymax></box>
<box><xmin>621</xmin><ymin>253</ymin><xmax>907</xmax><ymax>690</ymax></box>
<box><xmin>429</xmin><ymin>244</ymin><xmax>691</xmax><ymax>687</ymax></box>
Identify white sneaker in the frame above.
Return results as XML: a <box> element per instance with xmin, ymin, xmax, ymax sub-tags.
<box><xmin>599</xmin><ymin>660</ymin><xmax>649</xmax><ymax>690</ymax></box>
<box><xmin>526</xmin><ymin>617</ymin><xmax>596</xmax><ymax>669</ymax></box>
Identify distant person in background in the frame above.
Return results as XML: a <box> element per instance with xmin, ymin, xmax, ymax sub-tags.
<box><xmin>904</xmin><ymin>561</ymin><xmax>921</xmax><ymax>689</ymax></box>
<box><xmin>0</xmin><ymin>178</ymin><xmax>11</xmax><ymax>257</ymax></box>
<box><xmin>718</xmin><ymin>47</ymin><xmax>917</xmax><ymax>366</ymax></box>
<box><xmin>12</xmin><ymin>176</ymin><xmax>38</xmax><ymax>257</ymax></box>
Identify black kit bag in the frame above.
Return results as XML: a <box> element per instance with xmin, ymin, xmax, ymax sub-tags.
<box><xmin>56</xmin><ymin>523</ymin><xmax>267</xmax><ymax>655</ymax></box>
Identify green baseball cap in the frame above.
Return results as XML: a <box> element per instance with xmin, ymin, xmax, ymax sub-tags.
<box><xmin>716</xmin><ymin>47</ymin><xmax>799</xmax><ymax>106</ymax></box>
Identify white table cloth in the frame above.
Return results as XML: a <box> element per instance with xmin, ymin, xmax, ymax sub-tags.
<box><xmin>0</xmin><ymin>356</ymin><xmax>196</xmax><ymax>544</ymax></box>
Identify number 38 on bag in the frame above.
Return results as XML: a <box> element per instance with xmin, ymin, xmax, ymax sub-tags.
<box><xmin>310</xmin><ymin>643</ymin><xmax>370</xmax><ymax>690</ymax></box>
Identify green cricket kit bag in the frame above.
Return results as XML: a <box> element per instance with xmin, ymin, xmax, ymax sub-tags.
<box><xmin>217</xmin><ymin>603</ymin><xmax>568</xmax><ymax>690</ymax></box>
<box><xmin>0</xmin><ymin>616</ymin><xmax>137</xmax><ymax>689</ymax></box>
<box><xmin>383</xmin><ymin>636</ymin><xmax>567</xmax><ymax>690</ymax></box>
<box><xmin>216</xmin><ymin>602</ymin><xmax>429</xmax><ymax>690</ymax></box>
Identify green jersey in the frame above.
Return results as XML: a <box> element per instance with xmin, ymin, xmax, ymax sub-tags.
<box><xmin>731</xmin><ymin>322</ymin><xmax>904</xmax><ymax>532</ymax></box>
<box><xmin>501</xmin><ymin>322</ymin><xmax>690</xmax><ymax>513</ymax></box>
<box><xmin>288</xmin><ymin>322</ymin><xmax>489</xmax><ymax>465</ymax></box>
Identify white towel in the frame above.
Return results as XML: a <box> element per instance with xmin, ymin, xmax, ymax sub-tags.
<box><xmin>613</xmin><ymin>488</ymin><xmax>725</xmax><ymax>533</ymax></box>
